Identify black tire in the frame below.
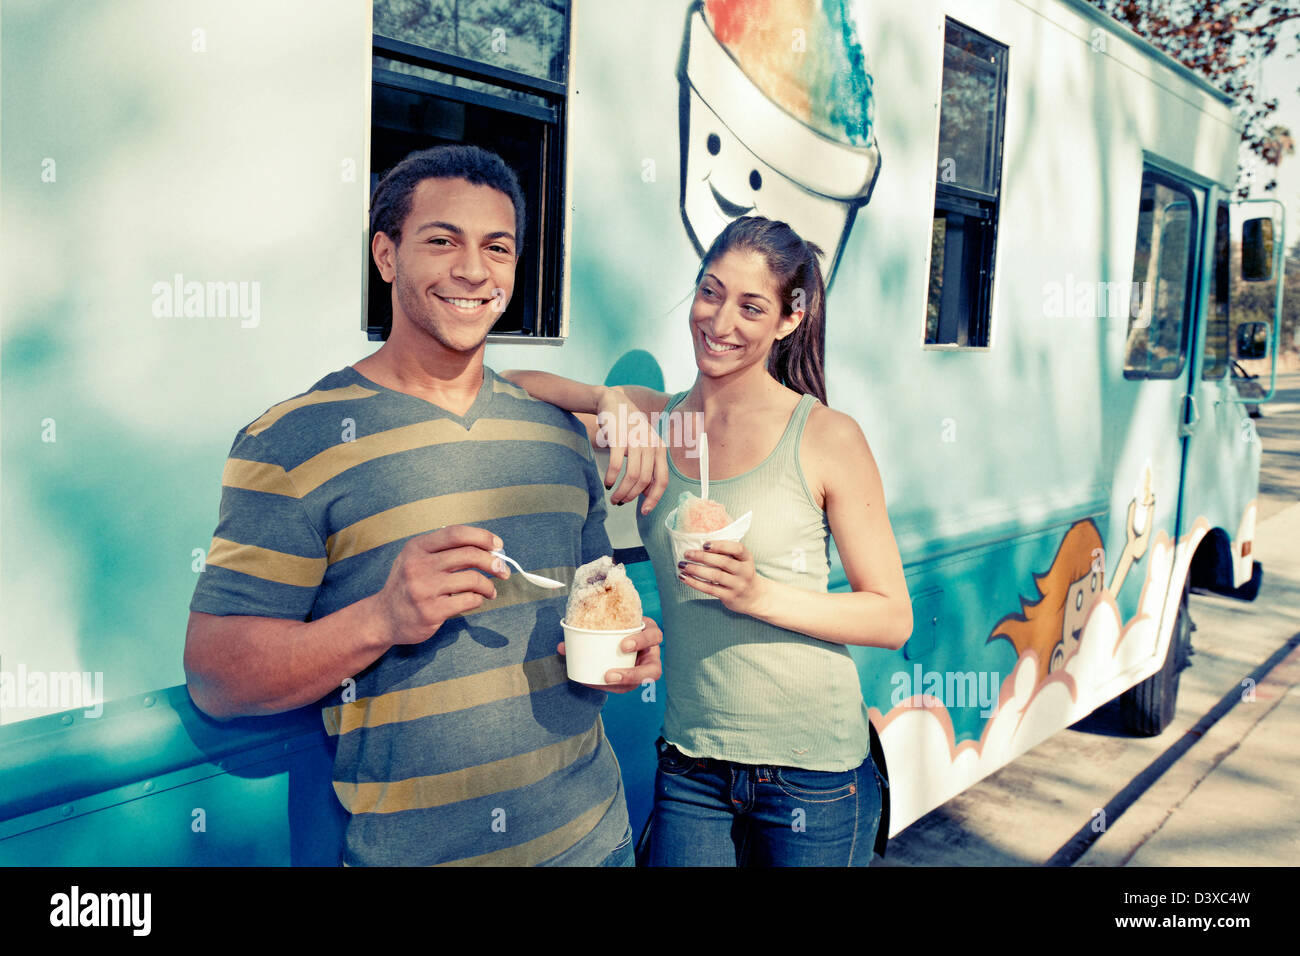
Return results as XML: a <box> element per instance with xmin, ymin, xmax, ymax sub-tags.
<box><xmin>1228</xmin><ymin>560</ymin><xmax>1263</xmax><ymax>602</ymax></box>
<box><xmin>1120</xmin><ymin>577</ymin><xmax>1192</xmax><ymax>736</ymax></box>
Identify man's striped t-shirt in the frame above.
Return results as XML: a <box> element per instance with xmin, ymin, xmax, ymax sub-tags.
<box><xmin>189</xmin><ymin>365</ymin><xmax>630</xmax><ymax>865</ymax></box>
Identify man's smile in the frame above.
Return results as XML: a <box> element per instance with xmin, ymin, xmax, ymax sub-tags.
<box><xmin>435</xmin><ymin>293</ymin><xmax>493</xmax><ymax>313</ymax></box>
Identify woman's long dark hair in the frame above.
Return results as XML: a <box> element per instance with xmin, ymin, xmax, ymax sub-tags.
<box><xmin>695</xmin><ymin>216</ymin><xmax>829</xmax><ymax>405</ymax></box>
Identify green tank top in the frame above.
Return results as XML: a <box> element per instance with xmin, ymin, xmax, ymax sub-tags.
<box><xmin>635</xmin><ymin>391</ymin><xmax>872</xmax><ymax>771</ymax></box>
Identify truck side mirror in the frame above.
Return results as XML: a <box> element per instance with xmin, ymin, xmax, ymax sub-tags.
<box><xmin>1235</xmin><ymin>321</ymin><xmax>1269</xmax><ymax>359</ymax></box>
<box><xmin>1241</xmin><ymin>218</ymin><xmax>1274</xmax><ymax>281</ymax></box>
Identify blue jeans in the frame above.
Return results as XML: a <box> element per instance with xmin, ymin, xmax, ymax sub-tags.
<box><xmin>644</xmin><ymin>738</ymin><xmax>883</xmax><ymax>867</ymax></box>
<box><xmin>598</xmin><ymin>825</ymin><xmax>635</xmax><ymax>867</ymax></box>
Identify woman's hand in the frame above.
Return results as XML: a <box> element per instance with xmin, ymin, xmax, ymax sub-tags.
<box><xmin>595</xmin><ymin>386</ymin><xmax>670</xmax><ymax>514</ymax></box>
<box><xmin>678</xmin><ymin>541</ymin><xmax>771</xmax><ymax>617</ymax></box>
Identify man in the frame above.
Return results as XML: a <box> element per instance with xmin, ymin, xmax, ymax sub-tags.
<box><xmin>184</xmin><ymin>145</ymin><xmax>662</xmax><ymax>866</ymax></box>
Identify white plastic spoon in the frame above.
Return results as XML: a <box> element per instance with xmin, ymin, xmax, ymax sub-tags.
<box><xmin>491</xmin><ymin>550</ymin><xmax>565</xmax><ymax>589</ymax></box>
<box><xmin>700</xmin><ymin>431</ymin><xmax>710</xmax><ymax>501</ymax></box>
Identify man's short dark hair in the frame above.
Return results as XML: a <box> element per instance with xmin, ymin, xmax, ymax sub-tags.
<box><xmin>370</xmin><ymin>144</ymin><xmax>526</xmax><ymax>249</ymax></box>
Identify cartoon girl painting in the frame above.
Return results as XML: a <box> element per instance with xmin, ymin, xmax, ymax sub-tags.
<box><xmin>989</xmin><ymin>521</ymin><xmax>1105</xmax><ymax>684</ymax></box>
<box><xmin>989</xmin><ymin>466</ymin><xmax>1156</xmax><ymax>682</ymax></box>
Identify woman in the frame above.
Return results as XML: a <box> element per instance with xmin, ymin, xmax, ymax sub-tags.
<box><xmin>504</xmin><ymin>216</ymin><xmax>911</xmax><ymax>866</ymax></box>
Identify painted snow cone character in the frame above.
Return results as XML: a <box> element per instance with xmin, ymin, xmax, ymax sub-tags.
<box><xmin>679</xmin><ymin>0</ymin><xmax>881</xmax><ymax>283</ymax></box>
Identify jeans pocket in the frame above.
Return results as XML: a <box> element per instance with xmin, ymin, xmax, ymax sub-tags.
<box><xmin>772</xmin><ymin>765</ymin><xmax>857</xmax><ymax>803</ymax></box>
<box><xmin>655</xmin><ymin>738</ymin><xmax>696</xmax><ymax>777</ymax></box>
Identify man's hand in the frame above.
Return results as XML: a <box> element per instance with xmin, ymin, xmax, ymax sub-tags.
<box><xmin>595</xmin><ymin>386</ymin><xmax>670</xmax><ymax>515</ymax></box>
<box><xmin>375</xmin><ymin>525</ymin><xmax>509</xmax><ymax>648</ymax></box>
<box><xmin>557</xmin><ymin>616</ymin><xmax>663</xmax><ymax>693</ymax></box>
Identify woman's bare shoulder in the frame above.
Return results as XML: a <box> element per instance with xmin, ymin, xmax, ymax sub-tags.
<box><xmin>805</xmin><ymin>402</ymin><xmax>872</xmax><ymax>453</ymax></box>
<box><xmin>801</xmin><ymin>403</ymin><xmax>883</xmax><ymax>497</ymax></box>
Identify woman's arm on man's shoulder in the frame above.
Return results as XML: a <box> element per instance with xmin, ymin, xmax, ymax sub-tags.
<box><xmin>500</xmin><ymin>370</ymin><xmax>673</xmax><ymax>511</ymax></box>
<box><xmin>499</xmin><ymin>370</ymin><xmax>671</xmax><ymax>416</ymax></box>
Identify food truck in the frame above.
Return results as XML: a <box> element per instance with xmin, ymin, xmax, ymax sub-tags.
<box><xmin>0</xmin><ymin>0</ymin><xmax>1284</xmax><ymax>864</ymax></box>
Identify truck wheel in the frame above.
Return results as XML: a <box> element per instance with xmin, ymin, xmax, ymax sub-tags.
<box><xmin>1228</xmin><ymin>560</ymin><xmax>1263</xmax><ymax>602</ymax></box>
<box><xmin>1120</xmin><ymin>577</ymin><xmax>1192</xmax><ymax>736</ymax></box>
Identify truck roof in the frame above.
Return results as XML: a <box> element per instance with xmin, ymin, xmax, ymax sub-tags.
<box><xmin>1057</xmin><ymin>0</ymin><xmax>1236</xmax><ymax>108</ymax></box>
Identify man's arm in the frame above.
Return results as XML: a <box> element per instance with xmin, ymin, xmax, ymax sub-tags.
<box><xmin>185</xmin><ymin>598</ymin><xmax>389</xmax><ymax>721</ymax></box>
<box><xmin>185</xmin><ymin>526</ymin><xmax>508</xmax><ymax>720</ymax></box>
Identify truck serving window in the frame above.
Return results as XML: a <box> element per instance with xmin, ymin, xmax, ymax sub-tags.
<box><xmin>1124</xmin><ymin>171</ymin><xmax>1197</xmax><ymax>379</ymax></box>
<box><xmin>368</xmin><ymin>0</ymin><xmax>570</xmax><ymax>341</ymax></box>
<box><xmin>924</xmin><ymin>19</ymin><xmax>1007</xmax><ymax>348</ymax></box>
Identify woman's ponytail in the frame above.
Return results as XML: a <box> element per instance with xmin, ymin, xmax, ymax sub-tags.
<box><xmin>767</xmin><ymin>239</ymin><xmax>828</xmax><ymax>406</ymax></box>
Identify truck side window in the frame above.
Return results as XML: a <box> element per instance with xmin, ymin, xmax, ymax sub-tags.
<box><xmin>1124</xmin><ymin>172</ymin><xmax>1196</xmax><ymax>379</ymax></box>
<box><xmin>368</xmin><ymin>0</ymin><xmax>570</xmax><ymax>341</ymax></box>
<box><xmin>924</xmin><ymin>19</ymin><xmax>1008</xmax><ymax>348</ymax></box>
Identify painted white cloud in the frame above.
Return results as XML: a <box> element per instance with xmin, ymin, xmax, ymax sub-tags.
<box><xmin>878</xmin><ymin>526</ymin><xmax>1198</xmax><ymax>832</ymax></box>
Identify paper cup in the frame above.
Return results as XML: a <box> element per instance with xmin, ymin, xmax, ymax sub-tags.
<box><xmin>561</xmin><ymin>619</ymin><xmax>644</xmax><ymax>684</ymax></box>
<box><xmin>666</xmin><ymin>508</ymin><xmax>753</xmax><ymax>600</ymax></box>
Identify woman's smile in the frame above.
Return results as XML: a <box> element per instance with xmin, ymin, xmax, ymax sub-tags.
<box><xmin>701</xmin><ymin>330</ymin><xmax>741</xmax><ymax>353</ymax></box>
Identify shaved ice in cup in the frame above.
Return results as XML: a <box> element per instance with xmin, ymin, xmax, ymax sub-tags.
<box><xmin>676</xmin><ymin>493</ymin><xmax>732</xmax><ymax>533</ymax></box>
<box><xmin>665</xmin><ymin>493</ymin><xmax>753</xmax><ymax>599</ymax></box>
<box><xmin>561</xmin><ymin>556</ymin><xmax>645</xmax><ymax>684</ymax></box>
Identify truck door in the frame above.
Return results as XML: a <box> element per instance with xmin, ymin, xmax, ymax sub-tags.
<box><xmin>1177</xmin><ymin>195</ymin><xmax>1262</xmax><ymax>593</ymax></box>
<box><xmin>1120</xmin><ymin>166</ymin><xmax>1205</xmax><ymax>656</ymax></box>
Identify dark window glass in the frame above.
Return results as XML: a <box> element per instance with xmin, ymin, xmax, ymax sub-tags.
<box><xmin>374</xmin><ymin>0</ymin><xmax>567</xmax><ymax>83</ymax></box>
<box><xmin>1203</xmin><ymin>201</ymin><xmax>1230</xmax><ymax>379</ymax></box>
<box><xmin>936</xmin><ymin>30</ymin><xmax>1002</xmax><ymax>195</ymax></box>
<box><xmin>925</xmin><ymin>20</ymin><xmax>1007</xmax><ymax>348</ymax></box>
<box><xmin>1124</xmin><ymin>173</ymin><xmax>1196</xmax><ymax>379</ymax></box>
<box><xmin>374</xmin><ymin>55</ymin><xmax>550</xmax><ymax>110</ymax></box>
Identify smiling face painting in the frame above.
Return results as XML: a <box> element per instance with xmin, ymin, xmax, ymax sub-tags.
<box><xmin>678</xmin><ymin>0</ymin><xmax>881</xmax><ymax>283</ymax></box>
